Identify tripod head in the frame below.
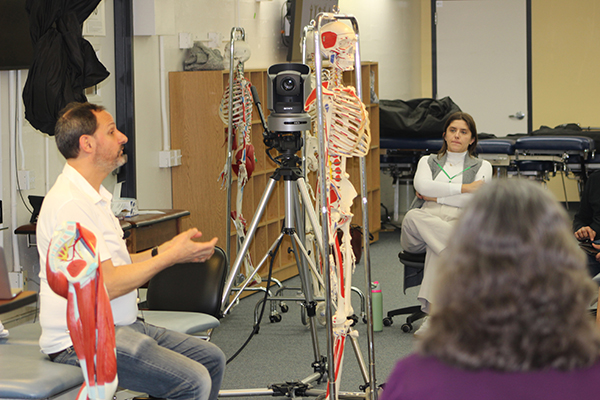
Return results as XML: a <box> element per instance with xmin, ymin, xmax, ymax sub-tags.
<box><xmin>250</xmin><ymin>63</ymin><xmax>311</xmax><ymax>169</ymax></box>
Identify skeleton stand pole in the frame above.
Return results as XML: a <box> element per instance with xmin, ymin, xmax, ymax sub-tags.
<box><xmin>225</xmin><ymin>27</ymin><xmax>246</xmax><ymax>267</ymax></box>
<box><xmin>314</xmin><ymin>12</ymin><xmax>377</xmax><ymax>400</ymax></box>
<box><xmin>313</xmin><ymin>16</ymin><xmax>335</xmax><ymax>400</ymax></box>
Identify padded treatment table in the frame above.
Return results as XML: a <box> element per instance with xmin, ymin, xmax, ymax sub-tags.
<box><xmin>477</xmin><ymin>138</ymin><xmax>516</xmax><ymax>177</ymax></box>
<box><xmin>513</xmin><ymin>135</ymin><xmax>595</xmax><ymax>185</ymax></box>
<box><xmin>380</xmin><ymin>135</ymin><xmax>595</xmax><ymax>177</ymax></box>
<box><xmin>0</xmin><ymin>323</ymin><xmax>83</xmax><ymax>400</ymax></box>
<box><xmin>379</xmin><ymin>135</ymin><xmax>595</xmax><ymax>219</ymax></box>
<box><xmin>584</xmin><ymin>153</ymin><xmax>600</xmax><ymax>171</ymax></box>
<box><xmin>0</xmin><ymin>313</ymin><xmax>219</xmax><ymax>400</ymax></box>
<box><xmin>514</xmin><ymin>135</ymin><xmax>595</xmax><ymax>159</ymax></box>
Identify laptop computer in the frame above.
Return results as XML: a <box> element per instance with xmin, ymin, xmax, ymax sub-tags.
<box><xmin>0</xmin><ymin>247</ymin><xmax>22</xmax><ymax>300</ymax></box>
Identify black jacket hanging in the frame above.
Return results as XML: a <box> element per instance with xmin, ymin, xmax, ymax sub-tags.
<box><xmin>22</xmin><ymin>0</ymin><xmax>109</xmax><ymax>136</ymax></box>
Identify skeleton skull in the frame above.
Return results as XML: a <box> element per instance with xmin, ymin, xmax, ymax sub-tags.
<box><xmin>320</xmin><ymin>21</ymin><xmax>356</xmax><ymax>71</ymax></box>
<box><xmin>224</xmin><ymin>40</ymin><xmax>251</xmax><ymax>64</ymax></box>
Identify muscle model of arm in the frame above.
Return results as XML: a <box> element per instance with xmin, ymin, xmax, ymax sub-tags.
<box><xmin>46</xmin><ymin>221</ymin><xmax>117</xmax><ymax>400</ymax></box>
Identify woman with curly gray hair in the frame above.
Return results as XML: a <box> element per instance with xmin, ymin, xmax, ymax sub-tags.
<box><xmin>382</xmin><ymin>179</ymin><xmax>600</xmax><ymax>400</ymax></box>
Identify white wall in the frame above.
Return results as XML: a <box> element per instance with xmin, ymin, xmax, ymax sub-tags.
<box><xmin>134</xmin><ymin>0</ymin><xmax>423</xmax><ymax>208</ymax></box>
<box><xmin>0</xmin><ymin>70</ymin><xmax>61</xmax><ymax>283</ymax></box>
<box><xmin>339</xmin><ymin>0</ymin><xmax>423</xmax><ymax>100</ymax></box>
<box><xmin>0</xmin><ymin>0</ymin><xmax>422</xmax><ymax>278</ymax></box>
<box><xmin>0</xmin><ymin>0</ymin><xmax>116</xmax><ymax>281</ymax></box>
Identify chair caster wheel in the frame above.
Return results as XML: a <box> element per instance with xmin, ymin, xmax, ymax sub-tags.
<box><xmin>362</xmin><ymin>316</ymin><xmax>368</xmax><ymax>324</ymax></box>
<box><xmin>280</xmin><ymin>303</ymin><xmax>289</xmax><ymax>313</ymax></box>
<box><xmin>401</xmin><ymin>323</ymin><xmax>413</xmax><ymax>333</ymax></box>
<box><xmin>270</xmin><ymin>313</ymin><xmax>282</xmax><ymax>323</ymax></box>
<box><xmin>383</xmin><ymin>317</ymin><xmax>393</xmax><ymax>327</ymax></box>
<box><xmin>300</xmin><ymin>306</ymin><xmax>308</xmax><ymax>326</ymax></box>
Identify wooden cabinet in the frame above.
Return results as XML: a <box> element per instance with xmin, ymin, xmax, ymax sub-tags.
<box><xmin>122</xmin><ymin>210</ymin><xmax>190</xmax><ymax>253</ymax></box>
<box><xmin>169</xmin><ymin>63</ymin><xmax>380</xmax><ymax>283</ymax></box>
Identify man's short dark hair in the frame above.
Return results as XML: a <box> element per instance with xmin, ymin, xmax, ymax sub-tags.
<box><xmin>55</xmin><ymin>102</ymin><xmax>106</xmax><ymax>159</ymax></box>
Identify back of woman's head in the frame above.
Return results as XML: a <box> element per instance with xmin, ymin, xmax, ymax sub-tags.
<box><xmin>419</xmin><ymin>179</ymin><xmax>600</xmax><ymax>371</ymax></box>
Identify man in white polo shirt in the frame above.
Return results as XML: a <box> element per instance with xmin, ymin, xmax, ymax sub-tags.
<box><xmin>37</xmin><ymin>102</ymin><xmax>225</xmax><ymax>400</ymax></box>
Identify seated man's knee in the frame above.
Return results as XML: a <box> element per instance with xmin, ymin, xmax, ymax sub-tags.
<box><xmin>179</xmin><ymin>366</ymin><xmax>212</xmax><ymax>400</ymax></box>
<box><xmin>213</xmin><ymin>346</ymin><xmax>226</xmax><ymax>374</ymax></box>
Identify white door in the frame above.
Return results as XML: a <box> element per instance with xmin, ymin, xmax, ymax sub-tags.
<box><xmin>436</xmin><ymin>0</ymin><xmax>528</xmax><ymax>136</ymax></box>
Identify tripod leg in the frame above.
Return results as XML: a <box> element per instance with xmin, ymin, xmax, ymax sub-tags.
<box><xmin>349</xmin><ymin>334</ymin><xmax>369</xmax><ymax>385</ymax></box>
<box><xmin>223</xmin><ymin>234</ymin><xmax>284</xmax><ymax>316</ymax></box>
<box><xmin>290</xmin><ymin>231</ymin><xmax>322</xmax><ymax>364</ymax></box>
<box><xmin>282</xmin><ymin>179</ymin><xmax>324</xmax><ymax>368</ymax></box>
<box><xmin>222</xmin><ymin>177</ymin><xmax>278</xmax><ymax>308</ymax></box>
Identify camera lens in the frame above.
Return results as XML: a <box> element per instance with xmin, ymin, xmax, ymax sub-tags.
<box><xmin>281</xmin><ymin>78</ymin><xmax>296</xmax><ymax>92</ymax></box>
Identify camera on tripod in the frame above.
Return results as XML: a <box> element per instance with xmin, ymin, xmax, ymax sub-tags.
<box><xmin>264</xmin><ymin>63</ymin><xmax>311</xmax><ymax>157</ymax></box>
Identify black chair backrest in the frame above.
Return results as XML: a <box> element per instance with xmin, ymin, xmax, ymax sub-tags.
<box><xmin>146</xmin><ymin>246</ymin><xmax>227</xmax><ymax>318</ymax></box>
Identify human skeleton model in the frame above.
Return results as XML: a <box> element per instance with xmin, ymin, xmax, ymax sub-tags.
<box><xmin>46</xmin><ymin>221</ymin><xmax>117</xmax><ymax>400</ymax></box>
<box><xmin>219</xmin><ymin>41</ymin><xmax>257</xmax><ymax>282</ymax></box>
<box><xmin>304</xmin><ymin>20</ymin><xmax>371</xmax><ymax>397</ymax></box>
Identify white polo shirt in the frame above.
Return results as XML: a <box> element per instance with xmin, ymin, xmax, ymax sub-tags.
<box><xmin>37</xmin><ymin>163</ymin><xmax>137</xmax><ymax>355</ymax></box>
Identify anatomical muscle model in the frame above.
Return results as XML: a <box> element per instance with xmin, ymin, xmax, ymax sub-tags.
<box><xmin>46</xmin><ymin>221</ymin><xmax>117</xmax><ymax>400</ymax></box>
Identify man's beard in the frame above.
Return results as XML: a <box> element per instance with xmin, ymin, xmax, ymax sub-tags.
<box><xmin>96</xmin><ymin>149</ymin><xmax>127</xmax><ymax>173</ymax></box>
<box><xmin>115</xmin><ymin>152</ymin><xmax>127</xmax><ymax>169</ymax></box>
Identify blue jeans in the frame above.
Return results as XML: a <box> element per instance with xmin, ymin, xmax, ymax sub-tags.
<box><xmin>52</xmin><ymin>319</ymin><xmax>226</xmax><ymax>400</ymax></box>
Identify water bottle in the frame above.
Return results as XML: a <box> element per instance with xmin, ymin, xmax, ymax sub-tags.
<box><xmin>371</xmin><ymin>281</ymin><xmax>383</xmax><ymax>331</ymax></box>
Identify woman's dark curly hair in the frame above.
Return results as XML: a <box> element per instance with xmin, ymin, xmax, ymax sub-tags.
<box><xmin>418</xmin><ymin>179</ymin><xmax>600</xmax><ymax>371</ymax></box>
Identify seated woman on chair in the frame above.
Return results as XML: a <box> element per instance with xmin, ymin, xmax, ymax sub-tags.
<box><xmin>383</xmin><ymin>179</ymin><xmax>600</xmax><ymax>400</ymax></box>
<box><xmin>400</xmin><ymin>112</ymin><xmax>492</xmax><ymax>328</ymax></box>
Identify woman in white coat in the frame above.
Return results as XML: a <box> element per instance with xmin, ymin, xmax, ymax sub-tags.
<box><xmin>400</xmin><ymin>112</ymin><xmax>492</xmax><ymax>333</ymax></box>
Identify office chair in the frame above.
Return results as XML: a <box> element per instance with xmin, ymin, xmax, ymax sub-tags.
<box><xmin>142</xmin><ymin>246</ymin><xmax>227</xmax><ymax>339</ymax></box>
<box><xmin>382</xmin><ymin>251</ymin><xmax>427</xmax><ymax>333</ymax></box>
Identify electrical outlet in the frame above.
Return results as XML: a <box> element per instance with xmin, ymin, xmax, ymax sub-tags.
<box><xmin>17</xmin><ymin>170</ymin><xmax>35</xmax><ymax>190</ymax></box>
<box><xmin>9</xmin><ymin>271</ymin><xmax>23</xmax><ymax>289</ymax></box>
<box><xmin>159</xmin><ymin>150</ymin><xmax>182</xmax><ymax>168</ymax></box>
<box><xmin>179</xmin><ymin>32</ymin><xmax>192</xmax><ymax>49</ymax></box>
<box><xmin>208</xmin><ymin>32</ymin><xmax>221</xmax><ymax>49</ymax></box>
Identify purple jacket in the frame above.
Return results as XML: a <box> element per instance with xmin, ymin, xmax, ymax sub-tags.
<box><xmin>381</xmin><ymin>354</ymin><xmax>600</xmax><ymax>400</ymax></box>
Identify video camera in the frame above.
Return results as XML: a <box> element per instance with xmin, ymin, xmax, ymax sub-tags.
<box><xmin>263</xmin><ymin>63</ymin><xmax>311</xmax><ymax>157</ymax></box>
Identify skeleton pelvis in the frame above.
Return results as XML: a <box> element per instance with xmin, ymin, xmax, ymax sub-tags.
<box><xmin>232</xmin><ymin>143</ymin><xmax>256</xmax><ymax>178</ymax></box>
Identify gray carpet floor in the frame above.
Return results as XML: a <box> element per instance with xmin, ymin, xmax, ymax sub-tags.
<box><xmin>211</xmin><ymin>229</ymin><xmax>419</xmax><ymax>398</ymax></box>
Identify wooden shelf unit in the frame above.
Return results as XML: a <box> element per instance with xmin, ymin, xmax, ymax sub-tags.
<box><xmin>169</xmin><ymin>62</ymin><xmax>380</xmax><ymax>283</ymax></box>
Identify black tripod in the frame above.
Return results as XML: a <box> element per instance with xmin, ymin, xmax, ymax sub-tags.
<box><xmin>221</xmin><ymin>142</ymin><xmax>329</xmax><ymax>382</ymax></box>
